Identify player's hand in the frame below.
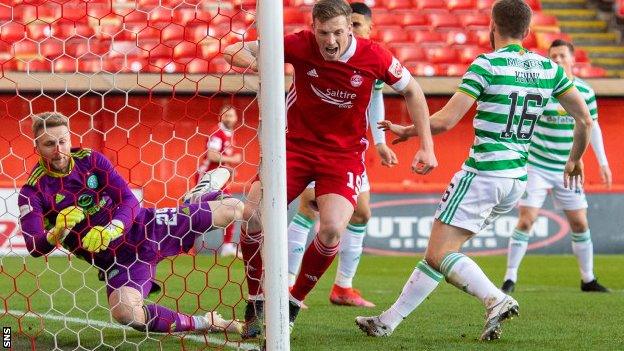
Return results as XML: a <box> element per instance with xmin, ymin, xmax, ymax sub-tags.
<box><xmin>377</xmin><ymin>121</ymin><xmax>412</xmax><ymax>145</ymax></box>
<box><xmin>563</xmin><ymin>160</ymin><xmax>584</xmax><ymax>190</ymax></box>
<box><xmin>82</xmin><ymin>222</ymin><xmax>124</xmax><ymax>253</ymax></box>
<box><xmin>47</xmin><ymin>206</ymin><xmax>85</xmax><ymax>245</ymax></box>
<box><xmin>411</xmin><ymin>149</ymin><xmax>437</xmax><ymax>175</ymax></box>
<box><xmin>600</xmin><ymin>165</ymin><xmax>612</xmax><ymax>189</ymax></box>
<box><xmin>375</xmin><ymin>143</ymin><xmax>398</xmax><ymax>167</ymax></box>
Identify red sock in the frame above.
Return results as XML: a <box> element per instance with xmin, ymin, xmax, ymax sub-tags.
<box><xmin>240</xmin><ymin>229</ymin><xmax>263</xmax><ymax>296</ymax></box>
<box><xmin>223</xmin><ymin>224</ymin><xmax>234</xmax><ymax>243</ymax></box>
<box><xmin>290</xmin><ymin>235</ymin><xmax>339</xmax><ymax>302</ymax></box>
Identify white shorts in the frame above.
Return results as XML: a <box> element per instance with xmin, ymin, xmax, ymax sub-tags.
<box><xmin>306</xmin><ymin>169</ymin><xmax>371</xmax><ymax>193</ymax></box>
<box><xmin>435</xmin><ymin>170</ymin><xmax>527</xmax><ymax>234</ymax></box>
<box><xmin>519</xmin><ymin>165</ymin><xmax>588</xmax><ymax>211</ymax></box>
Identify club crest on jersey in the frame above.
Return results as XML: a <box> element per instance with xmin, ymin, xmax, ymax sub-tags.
<box><xmin>350</xmin><ymin>74</ymin><xmax>363</xmax><ymax>87</ymax></box>
<box><xmin>87</xmin><ymin>174</ymin><xmax>98</xmax><ymax>189</ymax></box>
<box><xmin>389</xmin><ymin>57</ymin><xmax>403</xmax><ymax>79</ymax></box>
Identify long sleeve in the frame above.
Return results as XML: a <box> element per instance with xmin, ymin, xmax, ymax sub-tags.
<box><xmin>590</xmin><ymin>120</ymin><xmax>609</xmax><ymax>166</ymax></box>
<box><xmin>94</xmin><ymin>152</ymin><xmax>140</xmax><ymax>231</ymax></box>
<box><xmin>368</xmin><ymin>82</ymin><xmax>386</xmax><ymax>145</ymax></box>
<box><xmin>18</xmin><ymin>188</ymin><xmax>55</xmax><ymax>257</ymax></box>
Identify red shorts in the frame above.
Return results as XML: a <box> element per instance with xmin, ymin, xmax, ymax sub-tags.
<box><xmin>252</xmin><ymin>149</ymin><xmax>365</xmax><ymax>207</ymax></box>
<box><xmin>286</xmin><ymin>148</ymin><xmax>364</xmax><ymax>207</ymax></box>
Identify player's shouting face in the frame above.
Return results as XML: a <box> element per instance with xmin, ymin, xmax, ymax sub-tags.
<box><xmin>36</xmin><ymin>125</ymin><xmax>72</xmax><ymax>173</ymax></box>
<box><xmin>313</xmin><ymin>15</ymin><xmax>352</xmax><ymax>61</ymax></box>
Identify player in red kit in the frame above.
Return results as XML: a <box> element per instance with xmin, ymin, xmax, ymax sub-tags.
<box><xmin>196</xmin><ymin>105</ymin><xmax>242</xmax><ymax>257</ymax></box>
<box><xmin>224</xmin><ymin>0</ymin><xmax>437</xmax><ymax>338</ymax></box>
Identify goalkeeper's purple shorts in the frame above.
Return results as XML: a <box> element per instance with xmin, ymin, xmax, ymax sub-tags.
<box><xmin>105</xmin><ymin>202</ymin><xmax>214</xmax><ymax>297</ymax></box>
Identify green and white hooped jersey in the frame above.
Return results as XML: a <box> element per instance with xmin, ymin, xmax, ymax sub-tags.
<box><xmin>457</xmin><ymin>44</ymin><xmax>573</xmax><ymax>180</ymax></box>
<box><xmin>528</xmin><ymin>78</ymin><xmax>597</xmax><ymax>173</ymax></box>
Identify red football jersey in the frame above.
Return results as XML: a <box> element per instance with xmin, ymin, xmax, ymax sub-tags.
<box><xmin>199</xmin><ymin>123</ymin><xmax>234</xmax><ymax>174</ymax></box>
<box><xmin>284</xmin><ymin>30</ymin><xmax>410</xmax><ymax>153</ymax></box>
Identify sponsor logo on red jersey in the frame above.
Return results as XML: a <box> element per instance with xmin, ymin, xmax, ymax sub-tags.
<box><xmin>310</xmin><ymin>84</ymin><xmax>356</xmax><ymax>108</ymax></box>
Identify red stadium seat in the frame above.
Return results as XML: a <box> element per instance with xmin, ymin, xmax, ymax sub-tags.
<box><xmin>389</xmin><ymin>45</ymin><xmax>426</xmax><ymax>62</ymax></box>
<box><xmin>404</xmin><ymin>61</ymin><xmax>442</xmax><ymax>76</ymax></box>
<box><xmin>1</xmin><ymin>22</ymin><xmax>26</xmax><ymax>43</ymax></box>
<box><xmin>283</xmin><ymin>7</ymin><xmax>307</xmax><ymax>25</ymax></box>
<box><xmin>148</xmin><ymin>7</ymin><xmax>173</xmax><ymax>27</ymax></box>
<box><xmin>428</xmin><ymin>13</ymin><xmax>462</xmax><ymax>30</ymax></box>
<box><xmin>399</xmin><ymin>11</ymin><xmax>429</xmax><ymax>28</ymax></box>
<box><xmin>53</xmin><ymin>56</ymin><xmax>78</xmax><ymax>73</ymax></box>
<box><xmin>444</xmin><ymin>63</ymin><xmax>470</xmax><ymax>76</ymax></box>
<box><xmin>575</xmin><ymin>49</ymin><xmax>589</xmax><ymax>63</ymax></box>
<box><xmin>525</xmin><ymin>0</ymin><xmax>542</xmax><ymax>11</ymax></box>
<box><xmin>39</xmin><ymin>38</ymin><xmax>64</xmax><ymax>59</ymax></box>
<box><xmin>446</xmin><ymin>31</ymin><xmax>480</xmax><ymax>46</ymax></box>
<box><xmin>288</xmin><ymin>0</ymin><xmax>316</xmax><ymax>7</ymax></box>
<box><xmin>372</xmin><ymin>11</ymin><xmax>399</xmax><ymax>26</ymax></box>
<box><xmin>522</xmin><ymin>32</ymin><xmax>537</xmax><ymax>50</ymax></box>
<box><xmin>372</xmin><ymin>26</ymin><xmax>409</xmax><ymax>42</ymax></box>
<box><xmin>186</xmin><ymin>58</ymin><xmax>210</xmax><ymax>73</ymax></box>
<box><xmin>161</xmin><ymin>24</ymin><xmax>185</xmax><ymax>44</ymax></box>
<box><xmin>407</xmin><ymin>30</ymin><xmax>445</xmax><ymax>46</ymax></box>
<box><xmin>448</xmin><ymin>0</ymin><xmax>477</xmax><ymax>12</ymax></box>
<box><xmin>284</xmin><ymin>24</ymin><xmax>308</xmax><ymax>35</ymax></box>
<box><xmin>414</xmin><ymin>0</ymin><xmax>447</xmax><ymax>12</ymax></box>
<box><xmin>426</xmin><ymin>47</ymin><xmax>459</xmax><ymax>64</ymax></box>
<box><xmin>458</xmin><ymin>45</ymin><xmax>488</xmax><ymax>64</ymax></box>
<box><xmin>86</xmin><ymin>4</ymin><xmax>114</xmax><ymax>21</ymax></box>
<box><xmin>185</xmin><ymin>24</ymin><xmax>209</xmax><ymax>43</ymax></box>
<box><xmin>61</xmin><ymin>3</ymin><xmax>89</xmax><ymax>23</ymax></box>
<box><xmin>574</xmin><ymin>64</ymin><xmax>607</xmax><ymax>78</ymax></box>
<box><xmin>17</xmin><ymin>59</ymin><xmax>52</xmax><ymax>72</ymax></box>
<box><xmin>379</xmin><ymin>0</ymin><xmax>413</xmax><ymax>10</ymax></box>
<box><xmin>26</xmin><ymin>22</ymin><xmax>52</xmax><ymax>40</ymax></box>
<box><xmin>37</xmin><ymin>4</ymin><xmax>62</xmax><ymax>23</ymax></box>
<box><xmin>147</xmin><ymin>44</ymin><xmax>173</xmax><ymax>59</ymax></box>
<box><xmin>471</xmin><ymin>29</ymin><xmax>491</xmax><ymax>47</ymax></box>
<box><xmin>173</xmin><ymin>41</ymin><xmax>198</xmax><ymax>62</ymax></box>
<box><xmin>208</xmin><ymin>57</ymin><xmax>231</xmax><ymax>73</ymax></box>
<box><xmin>200</xmin><ymin>39</ymin><xmax>220</xmax><ymax>59</ymax></box>
<box><xmin>460</xmin><ymin>13</ymin><xmax>490</xmax><ymax>29</ymax></box>
<box><xmin>13</xmin><ymin>40</ymin><xmax>38</xmax><ymax>58</ymax></box>
<box><xmin>173</xmin><ymin>8</ymin><xmax>198</xmax><ymax>25</ymax></box>
<box><xmin>0</xmin><ymin>5</ymin><xmax>12</xmax><ymax>21</ymax></box>
<box><xmin>476</xmin><ymin>0</ymin><xmax>495</xmax><ymax>12</ymax></box>
<box><xmin>531</xmin><ymin>13</ymin><xmax>558</xmax><ymax>32</ymax></box>
<box><xmin>52</xmin><ymin>21</ymin><xmax>95</xmax><ymax>39</ymax></box>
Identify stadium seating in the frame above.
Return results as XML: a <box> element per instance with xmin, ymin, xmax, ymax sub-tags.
<box><xmin>0</xmin><ymin>0</ymin><xmax>608</xmax><ymax>77</ymax></box>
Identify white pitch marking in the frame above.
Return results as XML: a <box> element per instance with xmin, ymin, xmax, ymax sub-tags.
<box><xmin>7</xmin><ymin>310</ymin><xmax>259</xmax><ymax>351</ymax></box>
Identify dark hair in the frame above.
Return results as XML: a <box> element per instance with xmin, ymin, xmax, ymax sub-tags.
<box><xmin>350</xmin><ymin>2</ymin><xmax>372</xmax><ymax>19</ymax></box>
<box><xmin>312</xmin><ymin>0</ymin><xmax>352</xmax><ymax>23</ymax></box>
<box><xmin>549</xmin><ymin>39</ymin><xmax>575</xmax><ymax>54</ymax></box>
<box><xmin>492</xmin><ymin>0</ymin><xmax>532</xmax><ymax>39</ymax></box>
<box><xmin>32</xmin><ymin>112</ymin><xmax>69</xmax><ymax>138</ymax></box>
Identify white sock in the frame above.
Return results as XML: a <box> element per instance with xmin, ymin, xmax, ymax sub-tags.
<box><xmin>335</xmin><ymin>223</ymin><xmax>366</xmax><ymax>288</ymax></box>
<box><xmin>379</xmin><ymin>260</ymin><xmax>443</xmax><ymax>330</ymax></box>
<box><xmin>571</xmin><ymin>230</ymin><xmax>595</xmax><ymax>283</ymax></box>
<box><xmin>287</xmin><ymin>213</ymin><xmax>314</xmax><ymax>287</ymax></box>
<box><xmin>504</xmin><ymin>229</ymin><xmax>530</xmax><ymax>282</ymax></box>
<box><xmin>441</xmin><ymin>253</ymin><xmax>506</xmax><ymax>309</ymax></box>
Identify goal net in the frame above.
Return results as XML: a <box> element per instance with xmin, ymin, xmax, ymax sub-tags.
<box><xmin>0</xmin><ymin>0</ymin><xmax>286</xmax><ymax>349</ymax></box>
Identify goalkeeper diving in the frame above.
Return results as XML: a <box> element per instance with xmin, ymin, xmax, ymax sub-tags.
<box><xmin>18</xmin><ymin>112</ymin><xmax>244</xmax><ymax>334</ymax></box>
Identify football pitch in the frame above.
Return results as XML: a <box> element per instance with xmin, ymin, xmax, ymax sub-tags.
<box><xmin>1</xmin><ymin>254</ymin><xmax>623</xmax><ymax>350</ymax></box>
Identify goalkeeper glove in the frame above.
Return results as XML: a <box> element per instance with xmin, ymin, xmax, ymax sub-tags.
<box><xmin>82</xmin><ymin>220</ymin><xmax>124</xmax><ymax>253</ymax></box>
<box><xmin>47</xmin><ymin>206</ymin><xmax>85</xmax><ymax>245</ymax></box>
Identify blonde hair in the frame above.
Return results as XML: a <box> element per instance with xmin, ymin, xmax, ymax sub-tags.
<box><xmin>32</xmin><ymin>112</ymin><xmax>69</xmax><ymax>138</ymax></box>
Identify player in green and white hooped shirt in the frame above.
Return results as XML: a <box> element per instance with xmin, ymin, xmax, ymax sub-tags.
<box><xmin>502</xmin><ymin>39</ymin><xmax>612</xmax><ymax>294</ymax></box>
<box><xmin>356</xmin><ymin>0</ymin><xmax>594</xmax><ymax>341</ymax></box>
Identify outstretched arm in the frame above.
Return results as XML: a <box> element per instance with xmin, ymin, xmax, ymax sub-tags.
<box><xmin>223</xmin><ymin>41</ymin><xmax>259</xmax><ymax>71</ymax></box>
<box><xmin>396</xmin><ymin>77</ymin><xmax>436</xmax><ymax>174</ymax></box>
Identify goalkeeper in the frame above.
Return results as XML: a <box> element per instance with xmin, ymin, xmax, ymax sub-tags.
<box><xmin>18</xmin><ymin>112</ymin><xmax>244</xmax><ymax>334</ymax></box>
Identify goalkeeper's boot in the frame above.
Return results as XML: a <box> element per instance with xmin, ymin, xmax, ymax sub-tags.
<box><xmin>288</xmin><ymin>300</ymin><xmax>301</xmax><ymax>332</ymax></box>
<box><xmin>501</xmin><ymin>279</ymin><xmax>516</xmax><ymax>294</ymax></box>
<box><xmin>581</xmin><ymin>279</ymin><xmax>609</xmax><ymax>292</ymax></box>
<box><xmin>201</xmin><ymin>311</ymin><xmax>243</xmax><ymax>334</ymax></box>
<box><xmin>330</xmin><ymin>284</ymin><xmax>375</xmax><ymax>307</ymax></box>
<box><xmin>183</xmin><ymin>168</ymin><xmax>231</xmax><ymax>204</ymax></box>
<box><xmin>241</xmin><ymin>299</ymin><xmax>264</xmax><ymax>339</ymax></box>
<box><xmin>480</xmin><ymin>295</ymin><xmax>519</xmax><ymax>341</ymax></box>
<box><xmin>355</xmin><ymin>316</ymin><xmax>393</xmax><ymax>337</ymax></box>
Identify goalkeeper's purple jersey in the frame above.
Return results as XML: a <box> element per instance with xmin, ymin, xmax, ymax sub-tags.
<box><xmin>18</xmin><ymin>148</ymin><xmax>145</xmax><ymax>268</ymax></box>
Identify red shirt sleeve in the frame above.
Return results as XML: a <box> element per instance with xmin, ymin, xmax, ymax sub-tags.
<box><xmin>373</xmin><ymin>43</ymin><xmax>411</xmax><ymax>91</ymax></box>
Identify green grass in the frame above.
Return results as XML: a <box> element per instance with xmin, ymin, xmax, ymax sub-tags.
<box><xmin>1</xmin><ymin>255</ymin><xmax>624</xmax><ymax>350</ymax></box>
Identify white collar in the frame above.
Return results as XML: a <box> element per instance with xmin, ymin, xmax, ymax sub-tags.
<box><xmin>338</xmin><ymin>35</ymin><xmax>357</xmax><ymax>63</ymax></box>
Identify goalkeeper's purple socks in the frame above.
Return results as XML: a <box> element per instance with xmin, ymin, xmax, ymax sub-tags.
<box><xmin>145</xmin><ymin>304</ymin><xmax>197</xmax><ymax>332</ymax></box>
